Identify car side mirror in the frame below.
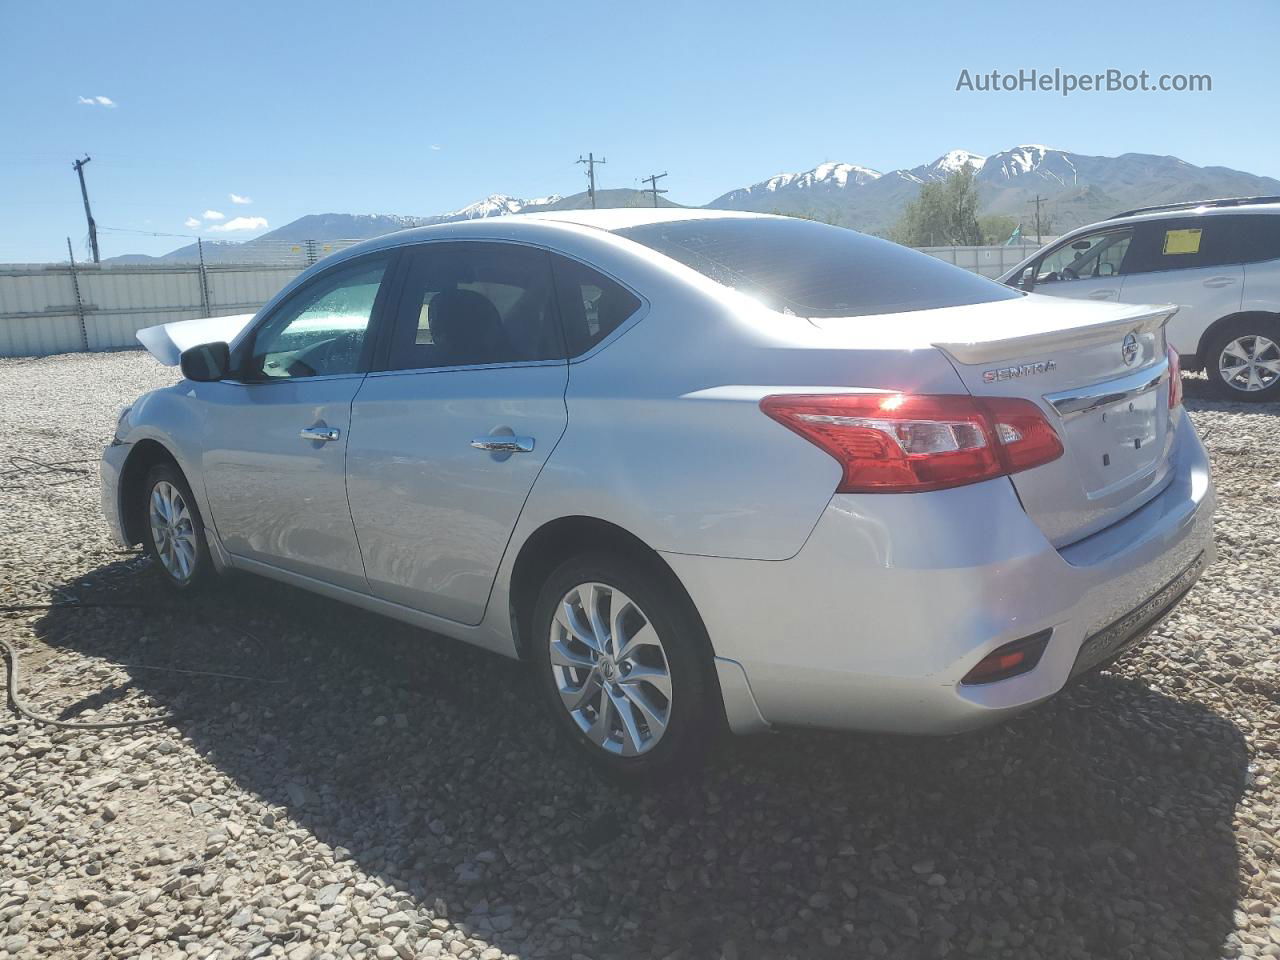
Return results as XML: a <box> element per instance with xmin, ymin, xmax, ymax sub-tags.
<box><xmin>1018</xmin><ymin>266</ymin><xmax>1036</xmax><ymax>290</ymax></box>
<box><xmin>179</xmin><ymin>341</ymin><xmax>231</xmax><ymax>382</ymax></box>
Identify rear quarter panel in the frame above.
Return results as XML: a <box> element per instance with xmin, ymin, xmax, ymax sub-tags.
<box><xmin>1242</xmin><ymin>257</ymin><xmax>1280</xmax><ymax>317</ymax></box>
<box><xmin>516</xmin><ymin>265</ymin><xmax>969</xmax><ymax>561</ymax></box>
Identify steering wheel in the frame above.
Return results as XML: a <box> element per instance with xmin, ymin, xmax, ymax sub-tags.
<box><xmin>1061</xmin><ymin>266</ymin><xmax>1080</xmax><ymax>280</ymax></box>
<box><xmin>292</xmin><ymin>332</ymin><xmax>362</xmax><ymax>377</ymax></box>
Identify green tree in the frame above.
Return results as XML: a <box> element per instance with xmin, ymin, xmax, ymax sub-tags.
<box><xmin>978</xmin><ymin>214</ymin><xmax>1019</xmax><ymax>245</ymax></box>
<box><xmin>891</xmin><ymin>163</ymin><xmax>983</xmax><ymax>246</ymax></box>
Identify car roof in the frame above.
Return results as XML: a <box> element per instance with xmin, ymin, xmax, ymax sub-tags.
<box><xmin>333</xmin><ymin>208</ymin><xmax>773</xmax><ymax>254</ymax></box>
<box><xmin>1073</xmin><ymin>200</ymin><xmax>1280</xmax><ymax>236</ymax></box>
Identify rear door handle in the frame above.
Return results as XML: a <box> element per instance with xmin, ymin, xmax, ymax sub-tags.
<box><xmin>470</xmin><ymin>436</ymin><xmax>535</xmax><ymax>453</ymax></box>
<box><xmin>300</xmin><ymin>426</ymin><xmax>341</xmax><ymax>443</ymax></box>
<box><xmin>1088</xmin><ymin>289</ymin><xmax>1118</xmax><ymax>300</ymax></box>
<box><xmin>1203</xmin><ymin>276</ymin><xmax>1237</xmax><ymax>288</ymax></box>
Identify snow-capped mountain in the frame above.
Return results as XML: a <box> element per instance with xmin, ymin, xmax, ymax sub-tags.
<box><xmin>715</xmin><ymin>162</ymin><xmax>882</xmax><ymax>203</ymax></box>
<box><xmin>439</xmin><ymin>193</ymin><xmax>564</xmax><ymax>220</ymax></box>
<box><xmin>109</xmin><ymin>145</ymin><xmax>1280</xmax><ymax>262</ymax></box>
<box><xmin>909</xmin><ymin>149</ymin><xmax>988</xmax><ymax>182</ymax></box>
<box><xmin>709</xmin><ymin>144</ymin><xmax>1280</xmax><ymax>234</ymax></box>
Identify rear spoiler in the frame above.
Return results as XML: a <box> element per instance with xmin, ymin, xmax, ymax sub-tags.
<box><xmin>135</xmin><ymin>313</ymin><xmax>256</xmax><ymax>366</ymax></box>
<box><xmin>932</xmin><ymin>303</ymin><xmax>1176</xmax><ymax>365</ymax></box>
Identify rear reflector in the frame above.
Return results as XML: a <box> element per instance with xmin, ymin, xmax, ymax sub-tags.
<box><xmin>1167</xmin><ymin>345</ymin><xmax>1183</xmax><ymax>408</ymax></box>
<box><xmin>961</xmin><ymin>630</ymin><xmax>1052</xmax><ymax>685</ymax></box>
<box><xmin>759</xmin><ymin>393</ymin><xmax>1064</xmax><ymax>493</ymax></box>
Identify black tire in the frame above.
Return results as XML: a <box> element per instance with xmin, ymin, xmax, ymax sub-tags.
<box><xmin>1204</xmin><ymin>316</ymin><xmax>1280</xmax><ymax>402</ymax></box>
<box><xmin>140</xmin><ymin>462</ymin><xmax>214</xmax><ymax>593</ymax></box>
<box><xmin>530</xmin><ymin>551</ymin><xmax>718</xmax><ymax>782</ymax></box>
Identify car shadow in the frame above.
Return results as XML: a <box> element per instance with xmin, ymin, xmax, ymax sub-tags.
<box><xmin>33</xmin><ymin>560</ymin><xmax>1248</xmax><ymax>960</ymax></box>
<box><xmin>1182</xmin><ymin>370</ymin><xmax>1280</xmax><ymax>415</ymax></box>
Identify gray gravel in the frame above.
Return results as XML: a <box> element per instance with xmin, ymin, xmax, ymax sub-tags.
<box><xmin>1</xmin><ymin>350</ymin><xmax>1278</xmax><ymax>960</ymax></box>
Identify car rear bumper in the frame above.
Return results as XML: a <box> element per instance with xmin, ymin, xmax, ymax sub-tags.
<box><xmin>664</xmin><ymin>410</ymin><xmax>1215</xmax><ymax>735</ymax></box>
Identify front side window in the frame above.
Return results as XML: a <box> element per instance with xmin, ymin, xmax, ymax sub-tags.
<box><xmin>245</xmin><ymin>256</ymin><xmax>388</xmax><ymax>380</ymax></box>
<box><xmin>1034</xmin><ymin>229</ymin><xmax>1133</xmax><ymax>283</ymax></box>
<box><xmin>615</xmin><ymin>217</ymin><xmax>1020</xmax><ymax>318</ymax></box>
<box><xmin>386</xmin><ymin>242</ymin><xmax>563</xmax><ymax>370</ymax></box>
<box><xmin>551</xmin><ymin>255</ymin><xmax>642</xmax><ymax>357</ymax></box>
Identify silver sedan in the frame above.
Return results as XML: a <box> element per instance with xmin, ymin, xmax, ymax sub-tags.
<box><xmin>102</xmin><ymin>210</ymin><xmax>1215</xmax><ymax>779</ymax></box>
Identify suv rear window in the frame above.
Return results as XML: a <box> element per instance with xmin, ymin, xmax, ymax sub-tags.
<box><xmin>614</xmin><ymin>217</ymin><xmax>1021</xmax><ymax>318</ymax></box>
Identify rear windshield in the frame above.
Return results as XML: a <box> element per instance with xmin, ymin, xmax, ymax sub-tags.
<box><xmin>615</xmin><ymin>217</ymin><xmax>1021</xmax><ymax>318</ymax></box>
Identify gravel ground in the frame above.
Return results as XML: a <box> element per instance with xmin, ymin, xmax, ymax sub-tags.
<box><xmin>1</xmin><ymin>350</ymin><xmax>1278</xmax><ymax>960</ymax></box>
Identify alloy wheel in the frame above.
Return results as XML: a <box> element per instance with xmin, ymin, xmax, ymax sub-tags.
<box><xmin>149</xmin><ymin>480</ymin><xmax>197</xmax><ymax>582</ymax></box>
<box><xmin>548</xmin><ymin>582</ymin><xmax>673</xmax><ymax>757</ymax></box>
<box><xmin>1219</xmin><ymin>335</ymin><xmax>1280</xmax><ymax>393</ymax></box>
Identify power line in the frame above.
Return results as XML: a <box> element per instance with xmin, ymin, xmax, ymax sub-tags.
<box><xmin>72</xmin><ymin>156</ymin><xmax>101</xmax><ymax>263</ymax></box>
<box><xmin>577</xmin><ymin>153</ymin><xmax>606</xmax><ymax>209</ymax></box>
<box><xmin>1026</xmin><ymin>194</ymin><xmax>1050</xmax><ymax>242</ymax></box>
<box><xmin>640</xmin><ymin>172</ymin><xmax>668</xmax><ymax>208</ymax></box>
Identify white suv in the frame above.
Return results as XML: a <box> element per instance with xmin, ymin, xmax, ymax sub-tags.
<box><xmin>1001</xmin><ymin>197</ymin><xmax>1280</xmax><ymax>401</ymax></box>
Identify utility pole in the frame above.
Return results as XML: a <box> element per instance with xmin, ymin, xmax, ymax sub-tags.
<box><xmin>72</xmin><ymin>155</ymin><xmax>101</xmax><ymax>263</ymax></box>
<box><xmin>1027</xmin><ymin>194</ymin><xmax>1047</xmax><ymax>243</ymax></box>
<box><xmin>640</xmin><ymin>171</ymin><xmax>668</xmax><ymax>208</ymax></box>
<box><xmin>577</xmin><ymin>153</ymin><xmax>606</xmax><ymax>209</ymax></box>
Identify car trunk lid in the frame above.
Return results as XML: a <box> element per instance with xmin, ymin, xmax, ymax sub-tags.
<box><xmin>811</xmin><ymin>295</ymin><xmax>1179</xmax><ymax>547</ymax></box>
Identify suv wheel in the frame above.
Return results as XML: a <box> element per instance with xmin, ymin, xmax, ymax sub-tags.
<box><xmin>142</xmin><ymin>463</ymin><xmax>213</xmax><ymax>591</ymax></box>
<box><xmin>531</xmin><ymin>552</ymin><xmax>716</xmax><ymax>781</ymax></box>
<box><xmin>1206</xmin><ymin>317</ymin><xmax>1280</xmax><ymax>401</ymax></box>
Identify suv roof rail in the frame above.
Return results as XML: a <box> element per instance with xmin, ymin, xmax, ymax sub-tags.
<box><xmin>1107</xmin><ymin>195</ymin><xmax>1280</xmax><ymax>220</ymax></box>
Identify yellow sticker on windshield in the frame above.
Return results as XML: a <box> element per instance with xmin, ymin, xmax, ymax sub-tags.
<box><xmin>1163</xmin><ymin>228</ymin><xmax>1202</xmax><ymax>255</ymax></box>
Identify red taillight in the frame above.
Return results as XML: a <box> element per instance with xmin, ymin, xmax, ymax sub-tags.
<box><xmin>759</xmin><ymin>392</ymin><xmax>1064</xmax><ymax>493</ymax></box>
<box><xmin>1167</xmin><ymin>345</ymin><xmax>1183</xmax><ymax>408</ymax></box>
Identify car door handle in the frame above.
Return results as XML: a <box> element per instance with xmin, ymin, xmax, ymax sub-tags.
<box><xmin>1088</xmin><ymin>289</ymin><xmax>1118</xmax><ymax>300</ymax></box>
<box><xmin>300</xmin><ymin>426</ymin><xmax>341</xmax><ymax>443</ymax></box>
<box><xmin>470</xmin><ymin>436</ymin><xmax>535</xmax><ymax>453</ymax></box>
<box><xmin>1203</xmin><ymin>276</ymin><xmax>1237</xmax><ymax>288</ymax></box>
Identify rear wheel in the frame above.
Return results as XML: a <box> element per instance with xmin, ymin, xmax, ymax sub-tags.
<box><xmin>531</xmin><ymin>552</ymin><xmax>716</xmax><ymax>781</ymax></box>
<box><xmin>141</xmin><ymin>463</ymin><xmax>213</xmax><ymax>592</ymax></box>
<box><xmin>1206</xmin><ymin>317</ymin><xmax>1280</xmax><ymax>401</ymax></box>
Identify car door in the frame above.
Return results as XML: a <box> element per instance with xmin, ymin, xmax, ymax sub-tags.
<box><xmin>197</xmin><ymin>252</ymin><xmax>397</xmax><ymax>591</ymax></box>
<box><xmin>345</xmin><ymin>241</ymin><xmax>569</xmax><ymax>625</ymax></box>
<box><xmin>1116</xmin><ymin>216</ymin><xmax>1244</xmax><ymax>355</ymax></box>
<box><xmin>1024</xmin><ymin>226</ymin><xmax>1135</xmax><ymax>303</ymax></box>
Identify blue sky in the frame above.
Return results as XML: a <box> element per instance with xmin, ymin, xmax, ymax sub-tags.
<box><xmin>2</xmin><ymin>0</ymin><xmax>1276</xmax><ymax>261</ymax></box>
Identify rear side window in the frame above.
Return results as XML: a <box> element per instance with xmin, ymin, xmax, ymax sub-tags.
<box><xmin>551</xmin><ymin>255</ymin><xmax>642</xmax><ymax>357</ymax></box>
<box><xmin>1231</xmin><ymin>215</ymin><xmax>1280</xmax><ymax>264</ymax></box>
<box><xmin>615</xmin><ymin>217</ymin><xmax>1020</xmax><ymax>318</ymax></box>
<box><xmin>385</xmin><ymin>242</ymin><xmax>564</xmax><ymax>370</ymax></box>
<box><xmin>1124</xmin><ymin>216</ymin><xmax>1241</xmax><ymax>273</ymax></box>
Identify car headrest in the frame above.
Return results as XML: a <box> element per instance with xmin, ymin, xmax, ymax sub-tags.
<box><xmin>428</xmin><ymin>288</ymin><xmax>509</xmax><ymax>364</ymax></box>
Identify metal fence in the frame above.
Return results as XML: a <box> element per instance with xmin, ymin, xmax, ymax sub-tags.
<box><xmin>0</xmin><ymin>243</ymin><xmax>1044</xmax><ymax>358</ymax></box>
<box><xmin>917</xmin><ymin>243</ymin><xmax>1041</xmax><ymax>278</ymax></box>
<box><xmin>0</xmin><ymin>261</ymin><xmax>306</xmax><ymax>357</ymax></box>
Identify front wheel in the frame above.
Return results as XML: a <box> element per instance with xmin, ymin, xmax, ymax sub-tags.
<box><xmin>141</xmin><ymin>463</ymin><xmax>214</xmax><ymax>592</ymax></box>
<box><xmin>531</xmin><ymin>553</ymin><xmax>717</xmax><ymax>781</ymax></box>
<box><xmin>1206</xmin><ymin>318</ymin><xmax>1280</xmax><ymax>401</ymax></box>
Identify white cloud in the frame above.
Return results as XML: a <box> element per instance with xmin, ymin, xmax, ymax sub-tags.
<box><xmin>183</xmin><ymin>217</ymin><xmax>201</xmax><ymax>229</ymax></box>
<box><xmin>202</xmin><ymin>209</ymin><xmax>225</xmax><ymax>221</ymax></box>
<box><xmin>229</xmin><ymin>193</ymin><xmax>252</xmax><ymax>205</ymax></box>
<box><xmin>208</xmin><ymin>216</ymin><xmax>269</xmax><ymax>233</ymax></box>
<box><xmin>78</xmin><ymin>95</ymin><xmax>116</xmax><ymax>107</ymax></box>
<box><xmin>430</xmin><ymin>144</ymin><xmax>442</xmax><ymax>151</ymax></box>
